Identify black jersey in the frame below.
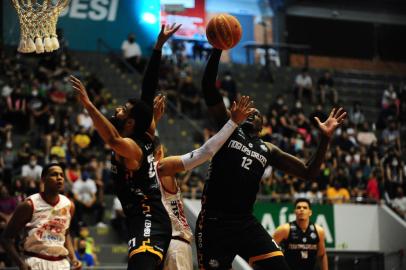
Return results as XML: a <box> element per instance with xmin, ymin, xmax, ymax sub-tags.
<box><xmin>110</xmin><ymin>135</ymin><xmax>165</xmax><ymax>217</ymax></box>
<box><xmin>202</xmin><ymin>127</ymin><xmax>272</xmax><ymax>215</ymax></box>
<box><xmin>281</xmin><ymin>221</ymin><xmax>320</xmax><ymax>270</ymax></box>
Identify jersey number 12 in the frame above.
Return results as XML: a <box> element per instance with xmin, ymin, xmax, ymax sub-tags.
<box><xmin>241</xmin><ymin>157</ymin><xmax>252</xmax><ymax>170</ymax></box>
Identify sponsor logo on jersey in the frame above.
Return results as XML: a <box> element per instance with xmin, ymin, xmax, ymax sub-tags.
<box><xmin>228</xmin><ymin>140</ymin><xmax>267</xmax><ymax>167</ymax></box>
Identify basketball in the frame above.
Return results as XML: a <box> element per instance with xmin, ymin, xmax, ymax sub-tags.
<box><xmin>206</xmin><ymin>14</ymin><xmax>242</xmax><ymax>50</ymax></box>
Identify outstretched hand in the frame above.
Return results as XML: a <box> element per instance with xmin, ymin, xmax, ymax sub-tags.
<box><xmin>314</xmin><ymin>107</ymin><xmax>347</xmax><ymax>139</ymax></box>
<box><xmin>153</xmin><ymin>94</ymin><xmax>166</xmax><ymax>123</ymax></box>
<box><xmin>70</xmin><ymin>75</ymin><xmax>91</xmax><ymax>107</ymax></box>
<box><xmin>155</xmin><ymin>23</ymin><xmax>182</xmax><ymax>49</ymax></box>
<box><xmin>230</xmin><ymin>96</ymin><xmax>255</xmax><ymax>124</ymax></box>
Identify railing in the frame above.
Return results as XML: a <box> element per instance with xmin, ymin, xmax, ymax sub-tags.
<box><xmin>95</xmin><ymin>38</ymin><xmax>204</xmax><ymax>137</ymax></box>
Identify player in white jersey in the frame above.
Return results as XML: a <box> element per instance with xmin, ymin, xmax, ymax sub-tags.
<box><xmin>1</xmin><ymin>163</ymin><xmax>81</xmax><ymax>270</ymax></box>
<box><xmin>151</xmin><ymin>95</ymin><xmax>254</xmax><ymax>269</ymax></box>
<box><xmin>153</xmin><ymin>138</ymin><xmax>194</xmax><ymax>270</ymax></box>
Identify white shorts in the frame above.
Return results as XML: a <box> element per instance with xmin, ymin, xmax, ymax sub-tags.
<box><xmin>25</xmin><ymin>257</ymin><xmax>70</xmax><ymax>270</ymax></box>
<box><xmin>163</xmin><ymin>239</ymin><xmax>193</xmax><ymax>270</ymax></box>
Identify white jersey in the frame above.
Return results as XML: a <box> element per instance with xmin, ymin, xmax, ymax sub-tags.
<box><xmin>24</xmin><ymin>193</ymin><xmax>72</xmax><ymax>258</ymax></box>
<box><xmin>155</xmin><ymin>163</ymin><xmax>193</xmax><ymax>243</ymax></box>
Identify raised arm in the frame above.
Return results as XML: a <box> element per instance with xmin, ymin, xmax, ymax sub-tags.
<box><xmin>141</xmin><ymin>23</ymin><xmax>181</xmax><ymax>106</ymax></box>
<box><xmin>70</xmin><ymin>76</ymin><xmax>142</xmax><ymax>162</ymax></box>
<box><xmin>202</xmin><ymin>49</ymin><xmax>229</xmax><ymax>129</ymax></box>
<box><xmin>267</xmin><ymin>108</ymin><xmax>346</xmax><ymax>181</ymax></box>
<box><xmin>156</xmin><ymin>96</ymin><xmax>254</xmax><ymax>176</ymax></box>
<box><xmin>1</xmin><ymin>201</ymin><xmax>33</xmax><ymax>270</ymax></box>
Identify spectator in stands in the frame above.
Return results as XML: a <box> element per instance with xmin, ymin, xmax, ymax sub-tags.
<box><xmin>381</xmin><ymin>83</ymin><xmax>399</xmax><ymax>116</ymax></box>
<box><xmin>268</xmin><ymin>94</ymin><xmax>286</xmax><ymax>117</ymax></box>
<box><xmin>349</xmin><ymin>101</ymin><xmax>365</xmax><ymax>127</ymax></box>
<box><xmin>220</xmin><ymin>71</ymin><xmax>239</xmax><ymax>104</ymax></box>
<box><xmin>383</xmin><ymin>148</ymin><xmax>403</xmax><ymax>197</ymax></box>
<box><xmin>72</xmin><ymin>171</ymin><xmax>106</xmax><ymax>228</ymax></box>
<box><xmin>326</xmin><ymin>180</ymin><xmax>350</xmax><ymax>204</ymax></box>
<box><xmin>179</xmin><ymin>75</ymin><xmax>201</xmax><ymax>118</ymax></box>
<box><xmin>180</xmin><ymin>171</ymin><xmax>204</xmax><ymax>199</ymax></box>
<box><xmin>65</xmin><ymin>158</ymin><xmax>81</xmax><ymax>186</ymax></box>
<box><xmin>49</xmin><ymin>135</ymin><xmax>67</xmax><ymax>161</ymax></box>
<box><xmin>0</xmin><ymin>184</ymin><xmax>18</xmax><ymax>228</ymax></box>
<box><xmin>26</xmin><ymin>84</ymin><xmax>50</xmax><ymax>134</ymax></box>
<box><xmin>366</xmin><ymin>170</ymin><xmax>381</xmax><ymax>203</ymax></box>
<box><xmin>391</xmin><ymin>187</ymin><xmax>406</xmax><ymax>219</ymax></box>
<box><xmin>317</xmin><ymin>71</ymin><xmax>337</xmax><ymax>105</ymax></box>
<box><xmin>356</xmin><ymin>122</ymin><xmax>377</xmax><ymax>146</ymax></box>
<box><xmin>0</xmin><ymin>124</ymin><xmax>12</xmax><ymax>150</ymax></box>
<box><xmin>111</xmin><ymin>196</ymin><xmax>127</xmax><ymax>242</ymax></box>
<box><xmin>306</xmin><ymin>182</ymin><xmax>324</xmax><ymax>204</ymax></box>
<box><xmin>73</xmin><ymin>127</ymin><xmax>92</xmax><ymax>151</ymax></box>
<box><xmin>309</xmin><ymin>104</ymin><xmax>328</xmax><ymax>128</ymax></box>
<box><xmin>21</xmin><ymin>153</ymin><xmax>43</xmax><ymax>182</ymax></box>
<box><xmin>75</xmin><ymin>238</ymin><xmax>95</xmax><ymax>267</ymax></box>
<box><xmin>0</xmin><ymin>184</ymin><xmax>18</xmax><ymax>267</ymax></box>
<box><xmin>121</xmin><ymin>33</ymin><xmax>143</xmax><ymax>73</ymax></box>
<box><xmin>293</xmin><ymin>181</ymin><xmax>307</xmax><ymax>200</ymax></box>
<box><xmin>294</xmin><ymin>67</ymin><xmax>314</xmax><ymax>103</ymax></box>
<box><xmin>77</xmin><ymin>109</ymin><xmax>94</xmax><ymax>133</ymax></box>
<box><xmin>5</xmin><ymin>86</ymin><xmax>27</xmax><ymax>134</ymax></box>
<box><xmin>381</xmin><ymin>120</ymin><xmax>401</xmax><ymax>151</ymax></box>
<box><xmin>74</xmin><ymin>222</ymin><xmax>98</xmax><ymax>265</ymax></box>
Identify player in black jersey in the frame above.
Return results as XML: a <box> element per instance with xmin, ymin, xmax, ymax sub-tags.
<box><xmin>70</xmin><ymin>24</ymin><xmax>181</xmax><ymax>270</ymax></box>
<box><xmin>273</xmin><ymin>198</ymin><xmax>328</xmax><ymax>270</ymax></box>
<box><xmin>196</xmin><ymin>48</ymin><xmax>346</xmax><ymax>270</ymax></box>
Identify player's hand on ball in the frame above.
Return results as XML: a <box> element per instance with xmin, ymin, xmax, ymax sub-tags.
<box><xmin>230</xmin><ymin>96</ymin><xmax>254</xmax><ymax>124</ymax></box>
<box><xmin>70</xmin><ymin>75</ymin><xmax>91</xmax><ymax>107</ymax></box>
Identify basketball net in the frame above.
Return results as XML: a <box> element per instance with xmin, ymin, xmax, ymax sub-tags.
<box><xmin>12</xmin><ymin>0</ymin><xmax>70</xmax><ymax>54</ymax></box>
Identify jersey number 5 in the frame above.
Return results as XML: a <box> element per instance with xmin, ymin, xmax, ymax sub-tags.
<box><xmin>241</xmin><ymin>157</ymin><xmax>252</xmax><ymax>170</ymax></box>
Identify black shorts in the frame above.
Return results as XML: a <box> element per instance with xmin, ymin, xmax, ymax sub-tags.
<box><xmin>195</xmin><ymin>210</ymin><xmax>283</xmax><ymax>269</ymax></box>
<box><xmin>126</xmin><ymin>203</ymin><xmax>171</xmax><ymax>264</ymax></box>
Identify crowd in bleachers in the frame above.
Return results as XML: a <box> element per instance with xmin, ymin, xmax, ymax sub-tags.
<box><xmin>0</xmin><ymin>41</ymin><xmax>406</xmax><ymax>267</ymax></box>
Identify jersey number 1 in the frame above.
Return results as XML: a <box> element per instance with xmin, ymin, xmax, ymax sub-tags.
<box><xmin>241</xmin><ymin>157</ymin><xmax>252</xmax><ymax>170</ymax></box>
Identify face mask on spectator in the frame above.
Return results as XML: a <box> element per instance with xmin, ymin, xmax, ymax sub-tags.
<box><xmin>78</xmin><ymin>248</ymin><xmax>86</xmax><ymax>254</ymax></box>
<box><xmin>30</xmin><ymin>160</ymin><xmax>37</xmax><ymax>167</ymax></box>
